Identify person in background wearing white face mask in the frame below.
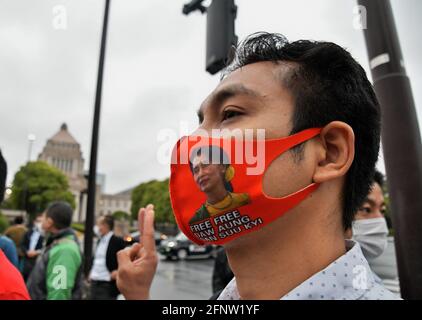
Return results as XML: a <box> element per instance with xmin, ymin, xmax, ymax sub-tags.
<box><xmin>20</xmin><ymin>213</ymin><xmax>45</xmax><ymax>281</ymax></box>
<box><xmin>89</xmin><ymin>215</ymin><xmax>128</xmax><ymax>300</ymax></box>
<box><xmin>345</xmin><ymin>170</ymin><xmax>390</xmax><ymax>282</ymax></box>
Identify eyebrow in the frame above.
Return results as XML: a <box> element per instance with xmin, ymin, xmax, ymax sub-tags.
<box><xmin>363</xmin><ymin>197</ymin><xmax>385</xmax><ymax>207</ymax></box>
<box><xmin>197</xmin><ymin>84</ymin><xmax>262</xmax><ymax>123</ymax></box>
<box><xmin>363</xmin><ymin>198</ymin><xmax>375</xmax><ymax>206</ymax></box>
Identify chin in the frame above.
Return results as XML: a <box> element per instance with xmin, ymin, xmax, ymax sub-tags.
<box><xmin>224</xmin><ymin>226</ymin><xmax>269</xmax><ymax>251</ymax></box>
<box><xmin>223</xmin><ymin>235</ymin><xmax>248</xmax><ymax>250</ymax></box>
<box><xmin>201</xmin><ymin>185</ymin><xmax>212</xmax><ymax>193</ymax></box>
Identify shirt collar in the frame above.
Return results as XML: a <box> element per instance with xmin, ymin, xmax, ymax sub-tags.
<box><xmin>217</xmin><ymin>240</ymin><xmax>377</xmax><ymax>300</ymax></box>
<box><xmin>101</xmin><ymin>231</ymin><xmax>113</xmax><ymax>241</ymax></box>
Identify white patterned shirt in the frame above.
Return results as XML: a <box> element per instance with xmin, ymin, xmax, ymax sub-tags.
<box><xmin>90</xmin><ymin>231</ymin><xmax>113</xmax><ymax>282</ymax></box>
<box><xmin>217</xmin><ymin>240</ymin><xmax>401</xmax><ymax>300</ymax></box>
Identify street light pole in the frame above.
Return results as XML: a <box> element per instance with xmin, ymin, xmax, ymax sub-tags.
<box><xmin>84</xmin><ymin>0</ymin><xmax>111</xmax><ymax>277</ymax></box>
<box><xmin>22</xmin><ymin>134</ymin><xmax>36</xmax><ymax>218</ymax></box>
<box><xmin>27</xmin><ymin>134</ymin><xmax>35</xmax><ymax>162</ymax></box>
<box><xmin>358</xmin><ymin>0</ymin><xmax>422</xmax><ymax>299</ymax></box>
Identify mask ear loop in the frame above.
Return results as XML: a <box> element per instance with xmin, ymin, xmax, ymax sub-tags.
<box><xmin>262</xmin><ymin>128</ymin><xmax>322</xmax><ymax>166</ymax></box>
<box><xmin>260</xmin><ymin>128</ymin><xmax>322</xmax><ymax>201</ymax></box>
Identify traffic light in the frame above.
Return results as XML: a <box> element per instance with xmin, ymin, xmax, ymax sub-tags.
<box><xmin>182</xmin><ymin>0</ymin><xmax>206</xmax><ymax>15</ymax></box>
<box><xmin>205</xmin><ymin>0</ymin><xmax>237</xmax><ymax>74</ymax></box>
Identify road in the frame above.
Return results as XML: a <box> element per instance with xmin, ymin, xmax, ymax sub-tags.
<box><xmin>150</xmin><ymin>255</ymin><xmax>215</xmax><ymax>300</ymax></box>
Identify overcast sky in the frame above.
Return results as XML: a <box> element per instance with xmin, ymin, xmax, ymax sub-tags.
<box><xmin>0</xmin><ymin>0</ymin><xmax>421</xmax><ymax>194</ymax></box>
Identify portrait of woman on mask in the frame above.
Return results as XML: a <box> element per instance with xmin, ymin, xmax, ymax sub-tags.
<box><xmin>188</xmin><ymin>146</ymin><xmax>250</xmax><ymax>225</ymax></box>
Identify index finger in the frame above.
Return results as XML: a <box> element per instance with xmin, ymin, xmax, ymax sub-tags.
<box><xmin>141</xmin><ymin>204</ymin><xmax>156</xmax><ymax>254</ymax></box>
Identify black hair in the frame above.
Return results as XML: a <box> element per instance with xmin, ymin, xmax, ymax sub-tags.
<box><xmin>101</xmin><ymin>215</ymin><xmax>114</xmax><ymax>231</ymax></box>
<box><xmin>0</xmin><ymin>150</ymin><xmax>6</xmax><ymax>203</ymax></box>
<box><xmin>224</xmin><ymin>32</ymin><xmax>381</xmax><ymax>230</ymax></box>
<box><xmin>46</xmin><ymin>201</ymin><xmax>73</xmax><ymax>230</ymax></box>
<box><xmin>372</xmin><ymin>170</ymin><xmax>384</xmax><ymax>189</ymax></box>
<box><xmin>189</xmin><ymin>145</ymin><xmax>233</xmax><ymax>192</ymax></box>
<box><xmin>14</xmin><ymin>216</ymin><xmax>24</xmax><ymax>225</ymax></box>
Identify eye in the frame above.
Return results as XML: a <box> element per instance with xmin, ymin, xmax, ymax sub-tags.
<box><xmin>359</xmin><ymin>207</ymin><xmax>371</xmax><ymax>214</ymax></box>
<box><xmin>222</xmin><ymin>109</ymin><xmax>243</xmax><ymax>121</ymax></box>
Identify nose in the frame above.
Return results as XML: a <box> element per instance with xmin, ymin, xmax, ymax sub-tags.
<box><xmin>191</xmin><ymin>126</ymin><xmax>214</xmax><ymax>137</ymax></box>
<box><xmin>374</xmin><ymin>210</ymin><xmax>384</xmax><ymax>218</ymax></box>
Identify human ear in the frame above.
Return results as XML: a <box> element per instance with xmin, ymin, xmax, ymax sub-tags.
<box><xmin>312</xmin><ymin>121</ymin><xmax>355</xmax><ymax>183</ymax></box>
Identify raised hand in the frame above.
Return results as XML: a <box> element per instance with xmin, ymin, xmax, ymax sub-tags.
<box><xmin>116</xmin><ymin>204</ymin><xmax>158</xmax><ymax>300</ymax></box>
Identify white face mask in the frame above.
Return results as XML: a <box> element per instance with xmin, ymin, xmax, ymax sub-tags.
<box><xmin>93</xmin><ymin>225</ymin><xmax>101</xmax><ymax>237</ymax></box>
<box><xmin>34</xmin><ymin>222</ymin><xmax>42</xmax><ymax>232</ymax></box>
<box><xmin>352</xmin><ymin>217</ymin><xmax>389</xmax><ymax>260</ymax></box>
<box><xmin>38</xmin><ymin>224</ymin><xmax>48</xmax><ymax>237</ymax></box>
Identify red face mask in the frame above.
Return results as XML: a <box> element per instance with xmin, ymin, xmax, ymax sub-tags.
<box><xmin>169</xmin><ymin>128</ymin><xmax>322</xmax><ymax>245</ymax></box>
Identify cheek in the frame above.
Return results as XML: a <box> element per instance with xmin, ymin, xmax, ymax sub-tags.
<box><xmin>206</xmin><ymin>167</ymin><xmax>219</xmax><ymax>178</ymax></box>
<box><xmin>262</xmin><ymin>150</ymin><xmax>312</xmax><ymax>197</ymax></box>
<box><xmin>354</xmin><ymin>213</ymin><xmax>366</xmax><ymax>220</ymax></box>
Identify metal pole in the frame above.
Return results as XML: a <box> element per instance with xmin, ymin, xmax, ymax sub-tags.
<box><xmin>27</xmin><ymin>135</ymin><xmax>35</xmax><ymax>162</ymax></box>
<box><xmin>84</xmin><ymin>0</ymin><xmax>111</xmax><ymax>277</ymax></box>
<box><xmin>23</xmin><ymin>134</ymin><xmax>35</xmax><ymax>218</ymax></box>
<box><xmin>358</xmin><ymin>0</ymin><xmax>422</xmax><ymax>299</ymax></box>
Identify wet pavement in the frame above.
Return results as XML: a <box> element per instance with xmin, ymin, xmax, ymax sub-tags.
<box><xmin>150</xmin><ymin>255</ymin><xmax>215</xmax><ymax>300</ymax></box>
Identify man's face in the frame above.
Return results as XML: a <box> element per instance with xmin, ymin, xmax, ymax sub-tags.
<box><xmin>192</xmin><ymin>154</ymin><xmax>226</xmax><ymax>193</ymax></box>
<box><xmin>41</xmin><ymin>212</ymin><xmax>53</xmax><ymax>233</ymax></box>
<box><xmin>97</xmin><ymin>218</ymin><xmax>110</xmax><ymax>236</ymax></box>
<box><xmin>355</xmin><ymin>182</ymin><xmax>385</xmax><ymax>220</ymax></box>
<box><xmin>196</xmin><ymin>61</ymin><xmax>313</xmax><ymax>198</ymax></box>
<box><xmin>34</xmin><ymin>215</ymin><xmax>43</xmax><ymax>226</ymax></box>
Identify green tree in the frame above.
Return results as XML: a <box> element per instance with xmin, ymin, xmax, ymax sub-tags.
<box><xmin>0</xmin><ymin>211</ymin><xmax>10</xmax><ymax>234</ymax></box>
<box><xmin>9</xmin><ymin>161</ymin><xmax>75</xmax><ymax>217</ymax></box>
<box><xmin>131</xmin><ymin>178</ymin><xmax>174</xmax><ymax>224</ymax></box>
<box><xmin>112</xmin><ymin>210</ymin><xmax>130</xmax><ymax>221</ymax></box>
<box><xmin>130</xmin><ymin>180</ymin><xmax>156</xmax><ymax>219</ymax></box>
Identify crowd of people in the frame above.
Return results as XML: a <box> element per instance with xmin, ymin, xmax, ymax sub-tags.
<box><xmin>0</xmin><ymin>150</ymin><xmax>131</xmax><ymax>300</ymax></box>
